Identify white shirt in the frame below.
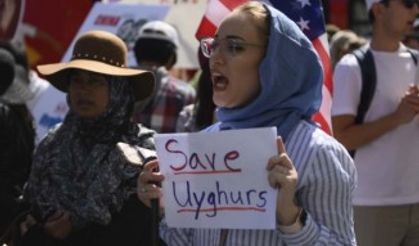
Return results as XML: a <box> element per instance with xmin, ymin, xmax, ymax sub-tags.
<box><xmin>332</xmin><ymin>43</ymin><xmax>419</xmax><ymax>206</ymax></box>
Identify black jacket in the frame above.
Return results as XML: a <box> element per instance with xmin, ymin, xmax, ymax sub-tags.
<box><xmin>16</xmin><ymin>196</ymin><xmax>167</xmax><ymax>246</ymax></box>
<box><xmin>0</xmin><ymin>101</ymin><xmax>35</xmax><ymax>234</ymax></box>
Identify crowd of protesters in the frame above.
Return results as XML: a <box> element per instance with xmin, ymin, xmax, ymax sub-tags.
<box><xmin>1</xmin><ymin>0</ymin><xmax>419</xmax><ymax>245</ymax></box>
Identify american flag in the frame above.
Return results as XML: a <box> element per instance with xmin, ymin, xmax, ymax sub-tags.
<box><xmin>196</xmin><ymin>0</ymin><xmax>333</xmax><ymax>135</ymax></box>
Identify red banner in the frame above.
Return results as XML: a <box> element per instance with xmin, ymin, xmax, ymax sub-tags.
<box><xmin>22</xmin><ymin>0</ymin><xmax>93</xmax><ymax>67</ymax></box>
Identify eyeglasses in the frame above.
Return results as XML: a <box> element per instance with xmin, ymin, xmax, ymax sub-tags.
<box><xmin>200</xmin><ymin>37</ymin><xmax>265</xmax><ymax>58</ymax></box>
<box><xmin>381</xmin><ymin>0</ymin><xmax>419</xmax><ymax>8</ymax></box>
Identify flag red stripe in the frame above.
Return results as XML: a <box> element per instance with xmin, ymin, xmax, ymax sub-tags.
<box><xmin>313</xmin><ymin>112</ymin><xmax>332</xmax><ymax>135</ymax></box>
<box><xmin>312</xmin><ymin>38</ymin><xmax>333</xmax><ymax>135</ymax></box>
<box><xmin>312</xmin><ymin>38</ymin><xmax>333</xmax><ymax>96</ymax></box>
<box><xmin>195</xmin><ymin>17</ymin><xmax>218</xmax><ymax>40</ymax></box>
<box><xmin>219</xmin><ymin>0</ymin><xmax>247</xmax><ymax>10</ymax></box>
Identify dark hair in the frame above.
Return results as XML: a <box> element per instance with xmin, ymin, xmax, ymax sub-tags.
<box><xmin>194</xmin><ymin>61</ymin><xmax>215</xmax><ymax>130</ymax></box>
<box><xmin>133</xmin><ymin>38</ymin><xmax>177</xmax><ymax>68</ymax></box>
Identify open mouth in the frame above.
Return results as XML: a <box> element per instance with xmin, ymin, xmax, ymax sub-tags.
<box><xmin>212</xmin><ymin>72</ymin><xmax>229</xmax><ymax>91</ymax></box>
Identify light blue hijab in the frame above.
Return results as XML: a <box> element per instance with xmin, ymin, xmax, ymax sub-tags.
<box><xmin>215</xmin><ymin>3</ymin><xmax>323</xmax><ymax>141</ymax></box>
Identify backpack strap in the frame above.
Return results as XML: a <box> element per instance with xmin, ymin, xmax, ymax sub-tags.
<box><xmin>353</xmin><ymin>47</ymin><xmax>377</xmax><ymax>125</ymax></box>
<box><xmin>407</xmin><ymin>48</ymin><xmax>418</xmax><ymax>65</ymax></box>
<box><xmin>349</xmin><ymin>47</ymin><xmax>377</xmax><ymax>157</ymax></box>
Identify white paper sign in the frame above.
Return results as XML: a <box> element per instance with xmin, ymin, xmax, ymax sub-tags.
<box><xmin>62</xmin><ymin>3</ymin><xmax>169</xmax><ymax>66</ymax></box>
<box><xmin>155</xmin><ymin>127</ymin><xmax>278</xmax><ymax>229</ymax></box>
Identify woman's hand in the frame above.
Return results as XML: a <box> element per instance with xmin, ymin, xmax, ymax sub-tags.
<box><xmin>266</xmin><ymin>137</ymin><xmax>300</xmax><ymax>226</ymax></box>
<box><xmin>137</xmin><ymin>159</ymin><xmax>165</xmax><ymax>209</ymax></box>
<box><xmin>43</xmin><ymin>210</ymin><xmax>72</xmax><ymax>239</ymax></box>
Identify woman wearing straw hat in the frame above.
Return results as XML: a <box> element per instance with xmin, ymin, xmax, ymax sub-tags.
<box><xmin>12</xmin><ymin>30</ymin><xmax>161</xmax><ymax>245</ymax></box>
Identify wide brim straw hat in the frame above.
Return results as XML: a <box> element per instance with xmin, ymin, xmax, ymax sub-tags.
<box><xmin>37</xmin><ymin>30</ymin><xmax>155</xmax><ymax>102</ymax></box>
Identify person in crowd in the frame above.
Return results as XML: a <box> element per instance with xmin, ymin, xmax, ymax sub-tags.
<box><xmin>0</xmin><ymin>42</ymin><xmax>35</xmax><ymax>106</ymax></box>
<box><xmin>176</xmin><ymin>49</ymin><xmax>215</xmax><ymax>132</ymax></box>
<box><xmin>13</xmin><ymin>30</ymin><xmax>162</xmax><ymax>245</ymax></box>
<box><xmin>0</xmin><ymin>46</ymin><xmax>35</xmax><ymax>236</ymax></box>
<box><xmin>0</xmin><ymin>42</ymin><xmax>35</xmax><ymax>235</ymax></box>
<box><xmin>0</xmin><ymin>41</ymin><xmax>59</xmax><ymax>145</ymax></box>
<box><xmin>329</xmin><ymin>30</ymin><xmax>367</xmax><ymax>69</ymax></box>
<box><xmin>131</xmin><ymin>20</ymin><xmax>196</xmax><ymax>133</ymax></box>
<box><xmin>332</xmin><ymin>0</ymin><xmax>419</xmax><ymax>245</ymax></box>
<box><xmin>138</xmin><ymin>2</ymin><xmax>356</xmax><ymax>245</ymax></box>
<box><xmin>326</xmin><ymin>23</ymin><xmax>341</xmax><ymax>43</ymax></box>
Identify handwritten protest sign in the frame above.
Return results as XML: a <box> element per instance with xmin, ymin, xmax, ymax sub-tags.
<box><xmin>155</xmin><ymin>127</ymin><xmax>278</xmax><ymax>229</ymax></box>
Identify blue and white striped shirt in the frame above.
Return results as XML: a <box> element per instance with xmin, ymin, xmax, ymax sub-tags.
<box><xmin>160</xmin><ymin>121</ymin><xmax>357</xmax><ymax>245</ymax></box>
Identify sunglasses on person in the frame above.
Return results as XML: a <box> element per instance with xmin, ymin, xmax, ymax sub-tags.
<box><xmin>381</xmin><ymin>0</ymin><xmax>419</xmax><ymax>9</ymax></box>
<box><xmin>200</xmin><ymin>37</ymin><xmax>265</xmax><ymax>58</ymax></box>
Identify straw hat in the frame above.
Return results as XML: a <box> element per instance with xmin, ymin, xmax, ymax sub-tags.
<box><xmin>37</xmin><ymin>30</ymin><xmax>155</xmax><ymax>101</ymax></box>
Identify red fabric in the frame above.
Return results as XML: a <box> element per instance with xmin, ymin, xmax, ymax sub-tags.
<box><xmin>195</xmin><ymin>0</ymin><xmax>247</xmax><ymax>40</ymax></box>
<box><xmin>23</xmin><ymin>0</ymin><xmax>93</xmax><ymax>67</ymax></box>
<box><xmin>312</xmin><ymin>38</ymin><xmax>333</xmax><ymax>135</ymax></box>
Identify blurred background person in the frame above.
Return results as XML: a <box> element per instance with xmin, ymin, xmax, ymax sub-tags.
<box><xmin>330</xmin><ymin>30</ymin><xmax>367</xmax><ymax>69</ymax></box>
<box><xmin>0</xmin><ymin>41</ymin><xmax>59</xmax><ymax>145</ymax></box>
<box><xmin>0</xmin><ymin>46</ymin><xmax>35</xmax><ymax>236</ymax></box>
<box><xmin>332</xmin><ymin>0</ymin><xmax>419</xmax><ymax>245</ymax></box>
<box><xmin>326</xmin><ymin>23</ymin><xmax>341</xmax><ymax>43</ymax></box>
<box><xmin>131</xmin><ymin>20</ymin><xmax>196</xmax><ymax>133</ymax></box>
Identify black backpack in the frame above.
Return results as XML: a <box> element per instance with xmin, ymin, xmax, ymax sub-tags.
<box><xmin>349</xmin><ymin>46</ymin><xmax>418</xmax><ymax>157</ymax></box>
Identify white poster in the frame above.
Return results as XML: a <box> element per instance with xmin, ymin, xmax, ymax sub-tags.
<box><xmin>155</xmin><ymin>127</ymin><xmax>278</xmax><ymax>229</ymax></box>
<box><xmin>62</xmin><ymin>2</ymin><xmax>170</xmax><ymax>66</ymax></box>
<box><xmin>103</xmin><ymin>0</ymin><xmax>207</xmax><ymax>69</ymax></box>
